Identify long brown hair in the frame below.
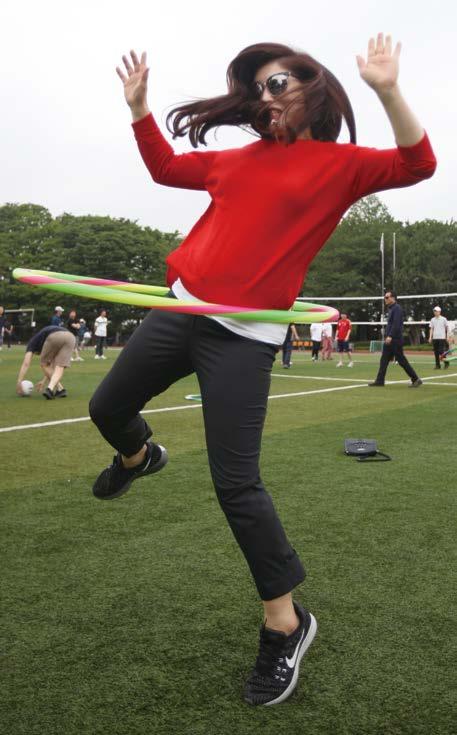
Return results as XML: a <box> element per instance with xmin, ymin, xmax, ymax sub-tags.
<box><xmin>166</xmin><ymin>42</ymin><xmax>356</xmax><ymax>147</ymax></box>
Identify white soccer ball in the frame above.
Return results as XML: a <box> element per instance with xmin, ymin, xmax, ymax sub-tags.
<box><xmin>21</xmin><ymin>380</ymin><xmax>34</xmax><ymax>396</ymax></box>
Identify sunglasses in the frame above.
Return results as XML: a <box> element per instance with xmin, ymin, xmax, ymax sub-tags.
<box><xmin>253</xmin><ymin>71</ymin><xmax>298</xmax><ymax>99</ymax></box>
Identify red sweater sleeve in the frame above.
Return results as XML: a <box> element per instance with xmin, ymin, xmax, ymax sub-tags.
<box><xmin>132</xmin><ymin>113</ymin><xmax>217</xmax><ymax>190</ymax></box>
<box><xmin>349</xmin><ymin>132</ymin><xmax>437</xmax><ymax>201</ymax></box>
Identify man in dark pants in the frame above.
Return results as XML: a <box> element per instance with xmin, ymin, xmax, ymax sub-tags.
<box><xmin>369</xmin><ymin>291</ymin><xmax>422</xmax><ymax>388</ymax></box>
<box><xmin>281</xmin><ymin>323</ymin><xmax>299</xmax><ymax>368</ymax></box>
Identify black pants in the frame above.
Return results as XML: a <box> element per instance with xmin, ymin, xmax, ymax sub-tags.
<box><xmin>89</xmin><ymin>309</ymin><xmax>305</xmax><ymax>601</ymax></box>
<box><xmin>432</xmin><ymin>339</ymin><xmax>447</xmax><ymax>368</ymax></box>
<box><xmin>311</xmin><ymin>340</ymin><xmax>320</xmax><ymax>359</ymax></box>
<box><xmin>282</xmin><ymin>340</ymin><xmax>293</xmax><ymax>366</ymax></box>
<box><xmin>375</xmin><ymin>340</ymin><xmax>419</xmax><ymax>384</ymax></box>
<box><xmin>95</xmin><ymin>336</ymin><xmax>106</xmax><ymax>356</ymax></box>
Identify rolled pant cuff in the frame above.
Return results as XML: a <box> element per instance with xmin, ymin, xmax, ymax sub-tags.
<box><xmin>257</xmin><ymin>552</ymin><xmax>306</xmax><ymax>601</ymax></box>
<box><xmin>120</xmin><ymin>422</ymin><xmax>153</xmax><ymax>458</ymax></box>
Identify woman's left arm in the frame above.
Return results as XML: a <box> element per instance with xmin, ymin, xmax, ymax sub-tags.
<box><xmin>349</xmin><ymin>34</ymin><xmax>436</xmax><ymax>200</ymax></box>
<box><xmin>356</xmin><ymin>33</ymin><xmax>423</xmax><ymax>146</ymax></box>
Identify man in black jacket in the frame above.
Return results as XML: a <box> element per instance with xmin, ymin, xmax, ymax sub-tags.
<box><xmin>369</xmin><ymin>291</ymin><xmax>422</xmax><ymax>387</ymax></box>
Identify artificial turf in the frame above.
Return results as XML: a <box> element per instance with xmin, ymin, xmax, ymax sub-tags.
<box><xmin>1</xmin><ymin>347</ymin><xmax>456</xmax><ymax>734</ymax></box>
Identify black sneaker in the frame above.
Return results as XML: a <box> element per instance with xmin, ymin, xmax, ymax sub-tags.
<box><xmin>409</xmin><ymin>378</ymin><xmax>423</xmax><ymax>388</ymax></box>
<box><xmin>43</xmin><ymin>387</ymin><xmax>55</xmax><ymax>400</ymax></box>
<box><xmin>244</xmin><ymin>602</ymin><xmax>317</xmax><ymax>706</ymax></box>
<box><xmin>55</xmin><ymin>388</ymin><xmax>67</xmax><ymax>398</ymax></box>
<box><xmin>93</xmin><ymin>441</ymin><xmax>168</xmax><ymax>500</ymax></box>
<box><xmin>368</xmin><ymin>382</ymin><xmax>384</xmax><ymax>387</ymax></box>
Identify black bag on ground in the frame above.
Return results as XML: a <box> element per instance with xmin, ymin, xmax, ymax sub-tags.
<box><xmin>344</xmin><ymin>439</ymin><xmax>392</xmax><ymax>462</ymax></box>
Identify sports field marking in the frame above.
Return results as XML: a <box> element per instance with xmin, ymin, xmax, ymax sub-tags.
<box><xmin>1</xmin><ymin>374</ymin><xmax>455</xmax><ymax>435</ymax></box>
<box><xmin>272</xmin><ymin>371</ymin><xmax>457</xmax><ymax>384</ymax></box>
<box><xmin>279</xmin><ymin>355</ymin><xmax>448</xmax><ymax>366</ymax></box>
<box><xmin>0</xmin><ymin>382</ymin><xmax>368</xmax><ymax>435</ymax></box>
<box><xmin>272</xmin><ymin>373</ymin><xmax>369</xmax><ymax>383</ymax></box>
<box><xmin>0</xmin><ymin>403</ymin><xmax>202</xmax><ymax>434</ymax></box>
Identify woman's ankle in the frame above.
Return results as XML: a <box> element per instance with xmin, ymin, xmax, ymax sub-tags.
<box><xmin>262</xmin><ymin>593</ymin><xmax>300</xmax><ymax>635</ymax></box>
<box><xmin>122</xmin><ymin>444</ymin><xmax>147</xmax><ymax>469</ymax></box>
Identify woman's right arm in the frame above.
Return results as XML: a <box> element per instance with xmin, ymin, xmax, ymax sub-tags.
<box><xmin>117</xmin><ymin>50</ymin><xmax>216</xmax><ymax>190</ymax></box>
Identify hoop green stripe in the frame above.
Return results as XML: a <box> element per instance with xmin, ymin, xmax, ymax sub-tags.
<box><xmin>13</xmin><ymin>268</ymin><xmax>339</xmax><ymax>324</ymax></box>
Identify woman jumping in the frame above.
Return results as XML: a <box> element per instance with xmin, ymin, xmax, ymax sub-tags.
<box><xmin>89</xmin><ymin>35</ymin><xmax>436</xmax><ymax>706</ymax></box>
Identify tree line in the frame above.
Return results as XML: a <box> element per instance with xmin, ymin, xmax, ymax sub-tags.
<box><xmin>1</xmin><ymin>198</ymin><xmax>455</xmax><ymax>341</ymax></box>
<box><xmin>0</xmin><ymin>203</ymin><xmax>180</xmax><ymax>340</ymax></box>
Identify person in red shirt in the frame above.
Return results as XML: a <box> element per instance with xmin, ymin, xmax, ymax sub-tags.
<box><xmin>336</xmin><ymin>313</ymin><xmax>354</xmax><ymax>367</ymax></box>
<box><xmin>89</xmin><ymin>36</ymin><xmax>436</xmax><ymax>706</ymax></box>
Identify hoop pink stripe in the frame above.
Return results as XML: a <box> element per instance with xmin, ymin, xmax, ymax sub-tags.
<box><xmin>20</xmin><ymin>275</ymin><xmax>63</xmax><ymax>285</ymax></box>
<box><xmin>21</xmin><ymin>274</ymin><xmax>261</xmax><ymax>314</ymax></box>
<box><xmin>13</xmin><ymin>268</ymin><xmax>339</xmax><ymax>323</ymax></box>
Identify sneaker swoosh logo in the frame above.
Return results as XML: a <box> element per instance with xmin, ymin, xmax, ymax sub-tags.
<box><xmin>140</xmin><ymin>455</ymin><xmax>152</xmax><ymax>472</ymax></box>
<box><xmin>285</xmin><ymin>628</ymin><xmax>305</xmax><ymax>669</ymax></box>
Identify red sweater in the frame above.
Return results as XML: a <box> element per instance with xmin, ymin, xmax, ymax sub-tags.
<box><xmin>133</xmin><ymin>114</ymin><xmax>436</xmax><ymax>310</ymax></box>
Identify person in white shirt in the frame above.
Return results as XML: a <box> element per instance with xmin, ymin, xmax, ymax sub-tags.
<box><xmin>94</xmin><ymin>309</ymin><xmax>108</xmax><ymax>360</ymax></box>
<box><xmin>310</xmin><ymin>322</ymin><xmax>323</xmax><ymax>361</ymax></box>
<box><xmin>446</xmin><ymin>320</ymin><xmax>456</xmax><ymax>348</ymax></box>
<box><xmin>429</xmin><ymin>306</ymin><xmax>448</xmax><ymax>369</ymax></box>
<box><xmin>321</xmin><ymin>322</ymin><xmax>334</xmax><ymax>360</ymax></box>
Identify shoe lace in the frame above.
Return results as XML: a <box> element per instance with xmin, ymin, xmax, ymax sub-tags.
<box><xmin>255</xmin><ymin>629</ymin><xmax>287</xmax><ymax>678</ymax></box>
<box><xmin>109</xmin><ymin>448</ymin><xmax>151</xmax><ymax>476</ymax></box>
<box><xmin>108</xmin><ymin>453</ymin><xmax>127</xmax><ymax>477</ymax></box>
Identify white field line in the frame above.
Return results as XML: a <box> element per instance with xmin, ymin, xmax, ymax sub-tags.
<box><xmin>268</xmin><ymin>383</ymin><xmax>367</xmax><ymax>400</ymax></box>
<box><xmin>1</xmin><ymin>374</ymin><xmax>455</xmax><ymax>436</ymax></box>
<box><xmin>272</xmin><ymin>373</ymin><xmax>368</xmax><ymax>383</ymax></box>
<box><xmin>272</xmin><ymin>372</ymin><xmax>457</xmax><ymax>385</ymax></box>
<box><xmin>281</xmin><ymin>356</ymin><xmax>448</xmax><ymax>366</ymax></box>
<box><xmin>0</xmin><ymin>403</ymin><xmax>202</xmax><ymax>435</ymax></box>
<box><xmin>0</xmin><ymin>383</ymin><xmax>368</xmax><ymax>435</ymax></box>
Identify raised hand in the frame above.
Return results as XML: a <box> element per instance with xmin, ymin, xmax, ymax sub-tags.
<box><xmin>116</xmin><ymin>50</ymin><xmax>150</xmax><ymax>119</ymax></box>
<box><xmin>356</xmin><ymin>34</ymin><xmax>401</xmax><ymax>95</ymax></box>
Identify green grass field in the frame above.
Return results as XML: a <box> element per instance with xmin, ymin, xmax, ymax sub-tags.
<box><xmin>1</xmin><ymin>345</ymin><xmax>456</xmax><ymax>735</ymax></box>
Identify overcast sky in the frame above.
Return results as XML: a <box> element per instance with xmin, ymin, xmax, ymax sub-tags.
<box><xmin>2</xmin><ymin>0</ymin><xmax>455</xmax><ymax>235</ymax></box>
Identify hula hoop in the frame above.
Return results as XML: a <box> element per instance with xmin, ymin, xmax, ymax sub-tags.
<box><xmin>12</xmin><ymin>268</ymin><xmax>339</xmax><ymax>324</ymax></box>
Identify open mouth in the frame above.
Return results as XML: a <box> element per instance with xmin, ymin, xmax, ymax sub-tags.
<box><xmin>269</xmin><ymin>107</ymin><xmax>283</xmax><ymax>125</ymax></box>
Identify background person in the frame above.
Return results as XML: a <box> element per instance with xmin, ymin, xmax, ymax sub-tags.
<box><xmin>3</xmin><ymin>318</ymin><xmax>14</xmax><ymax>349</ymax></box>
<box><xmin>429</xmin><ymin>306</ymin><xmax>448</xmax><ymax>369</ymax></box>
<box><xmin>446</xmin><ymin>319</ymin><xmax>456</xmax><ymax>349</ymax></box>
<box><xmin>50</xmin><ymin>306</ymin><xmax>65</xmax><ymax>326</ymax></box>
<box><xmin>310</xmin><ymin>322</ymin><xmax>323</xmax><ymax>361</ymax></box>
<box><xmin>321</xmin><ymin>322</ymin><xmax>334</xmax><ymax>360</ymax></box>
<box><xmin>0</xmin><ymin>306</ymin><xmax>5</xmax><ymax>350</ymax></box>
<box><xmin>67</xmin><ymin>309</ymin><xmax>84</xmax><ymax>361</ymax></box>
<box><xmin>369</xmin><ymin>291</ymin><xmax>422</xmax><ymax>387</ymax></box>
<box><xmin>94</xmin><ymin>309</ymin><xmax>108</xmax><ymax>359</ymax></box>
<box><xmin>281</xmin><ymin>323</ymin><xmax>299</xmax><ymax>368</ymax></box>
<box><xmin>336</xmin><ymin>313</ymin><xmax>353</xmax><ymax>367</ymax></box>
<box><xmin>77</xmin><ymin>318</ymin><xmax>89</xmax><ymax>349</ymax></box>
<box><xmin>16</xmin><ymin>325</ymin><xmax>76</xmax><ymax>399</ymax></box>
